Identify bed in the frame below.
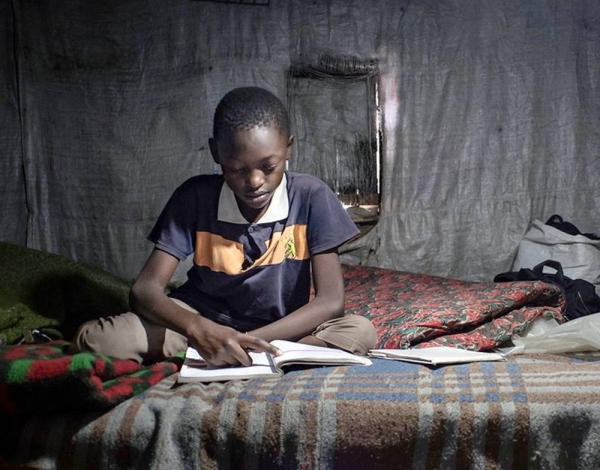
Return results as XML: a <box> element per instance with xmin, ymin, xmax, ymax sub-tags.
<box><xmin>2</xmin><ymin>242</ymin><xmax>600</xmax><ymax>469</ymax></box>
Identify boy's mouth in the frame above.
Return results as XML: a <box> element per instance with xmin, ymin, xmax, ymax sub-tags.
<box><xmin>246</xmin><ymin>191</ymin><xmax>268</xmax><ymax>200</ymax></box>
<box><xmin>244</xmin><ymin>192</ymin><xmax>270</xmax><ymax>205</ymax></box>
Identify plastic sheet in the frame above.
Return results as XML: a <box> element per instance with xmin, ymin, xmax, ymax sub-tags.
<box><xmin>499</xmin><ymin>313</ymin><xmax>600</xmax><ymax>355</ymax></box>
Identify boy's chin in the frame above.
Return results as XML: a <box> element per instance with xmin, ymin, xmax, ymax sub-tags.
<box><xmin>241</xmin><ymin>193</ymin><xmax>272</xmax><ymax>209</ymax></box>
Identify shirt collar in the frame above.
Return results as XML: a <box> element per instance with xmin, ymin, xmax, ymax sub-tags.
<box><xmin>217</xmin><ymin>173</ymin><xmax>289</xmax><ymax>224</ymax></box>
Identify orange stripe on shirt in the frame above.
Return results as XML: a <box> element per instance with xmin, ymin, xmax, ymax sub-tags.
<box><xmin>194</xmin><ymin>232</ymin><xmax>245</xmax><ymax>274</ymax></box>
<box><xmin>194</xmin><ymin>224</ymin><xmax>309</xmax><ymax>275</ymax></box>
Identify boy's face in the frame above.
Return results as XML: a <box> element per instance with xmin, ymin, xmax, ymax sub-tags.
<box><xmin>210</xmin><ymin>125</ymin><xmax>293</xmax><ymax>222</ymax></box>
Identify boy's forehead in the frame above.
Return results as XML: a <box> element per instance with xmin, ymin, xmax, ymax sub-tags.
<box><xmin>216</xmin><ymin>125</ymin><xmax>288</xmax><ymax>147</ymax></box>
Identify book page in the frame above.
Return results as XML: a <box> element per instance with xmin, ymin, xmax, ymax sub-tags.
<box><xmin>369</xmin><ymin>346</ymin><xmax>505</xmax><ymax>365</ymax></box>
<box><xmin>178</xmin><ymin>340</ymin><xmax>372</xmax><ymax>383</ymax></box>
<box><xmin>271</xmin><ymin>340</ymin><xmax>372</xmax><ymax>368</ymax></box>
<box><xmin>178</xmin><ymin>347</ymin><xmax>278</xmax><ymax>383</ymax></box>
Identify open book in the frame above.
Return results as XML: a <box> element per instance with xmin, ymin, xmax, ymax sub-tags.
<box><xmin>369</xmin><ymin>346</ymin><xmax>506</xmax><ymax>366</ymax></box>
<box><xmin>178</xmin><ymin>339</ymin><xmax>372</xmax><ymax>383</ymax></box>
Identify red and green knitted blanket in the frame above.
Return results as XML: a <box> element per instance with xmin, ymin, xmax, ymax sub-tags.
<box><xmin>0</xmin><ymin>341</ymin><xmax>180</xmax><ymax>415</ymax></box>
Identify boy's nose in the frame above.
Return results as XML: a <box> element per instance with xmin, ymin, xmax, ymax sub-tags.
<box><xmin>247</xmin><ymin>170</ymin><xmax>263</xmax><ymax>189</ymax></box>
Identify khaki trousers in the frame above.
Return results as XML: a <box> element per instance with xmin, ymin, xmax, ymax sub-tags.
<box><xmin>70</xmin><ymin>298</ymin><xmax>378</xmax><ymax>363</ymax></box>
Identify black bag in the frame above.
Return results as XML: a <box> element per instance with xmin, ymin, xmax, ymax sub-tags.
<box><xmin>545</xmin><ymin>214</ymin><xmax>600</xmax><ymax>240</ymax></box>
<box><xmin>494</xmin><ymin>259</ymin><xmax>600</xmax><ymax>321</ymax></box>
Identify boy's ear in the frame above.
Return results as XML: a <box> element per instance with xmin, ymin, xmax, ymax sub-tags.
<box><xmin>209</xmin><ymin>137</ymin><xmax>220</xmax><ymax>164</ymax></box>
<box><xmin>286</xmin><ymin>135</ymin><xmax>294</xmax><ymax>160</ymax></box>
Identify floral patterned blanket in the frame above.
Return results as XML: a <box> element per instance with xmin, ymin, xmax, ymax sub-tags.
<box><xmin>342</xmin><ymin>264</ymin><xmax>565</xmax><ymax>350</ymax></box>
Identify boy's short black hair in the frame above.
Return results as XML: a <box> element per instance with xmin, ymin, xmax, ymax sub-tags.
<box><xmin>213</xmin><ymin>87</ymin><xmax>290</xmax><ymax>139</ymax></box>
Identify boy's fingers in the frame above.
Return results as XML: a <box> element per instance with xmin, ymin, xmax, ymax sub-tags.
<box><xmin>232</xmin><ymin>347</ymin><xmax>253</xmax><ymax>367</ymax></box>
<box><xmin>243</xmin><ymin>335</ymin><xmax>283</xmax><ymax>357</ymax></box>
<box><xmin>186</xmin><ymin>358</ymin><xmax>208</xmax><ymax>368</ymax></box>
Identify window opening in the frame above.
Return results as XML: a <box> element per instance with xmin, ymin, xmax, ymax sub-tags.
<box><xmin>286</xmin><ymin>54</ymin><xmax>382</xmax><ymax>226</ymax></box>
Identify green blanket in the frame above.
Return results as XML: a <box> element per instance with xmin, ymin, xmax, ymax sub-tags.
<box><xmin>0</xmin><ymin>340</ymin><xmax>180</xmax><ymax>414</ymax></box>
<box><xmin>0</xmin><ymin>242</ymin><xmax>130</xmax><ymax>345</ymax></box>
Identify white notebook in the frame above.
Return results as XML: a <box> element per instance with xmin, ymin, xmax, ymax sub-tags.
<box><xmin>178</xmin><ymin>339</ymin><xmax>372</xmax><ymax>383</ymax></box>
<box><xmin>369</xmin><ymin>346</ymin><xmax>506</xmax><ymax>365</ymax></box>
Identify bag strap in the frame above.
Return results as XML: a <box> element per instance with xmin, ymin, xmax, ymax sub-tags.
<box><xmin>532</xmin><ymin>259</ymin><xmax>565</xmax><ymax>283</ymax></box>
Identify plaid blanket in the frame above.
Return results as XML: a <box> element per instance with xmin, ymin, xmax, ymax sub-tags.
<box><xmin>5</xmin><ymin>351</ymin><xmax>600</xmax><ymax>469</ymax></box>
<box><xmin>0</xmin><ymin>341</ymin><xmax>180</xmax><ymax>414</ymax></box>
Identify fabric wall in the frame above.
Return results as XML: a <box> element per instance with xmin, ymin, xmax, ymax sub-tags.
<box><xmin>364</xmin><ymin>0</ymin><xmax>600</xmax><ymax>281</ymax></box>
<box><xmin>0</xmin><ymin>0</ymin><xmax>27</xmax><ymax>246</ymax></box>
<box><xmin>1</xmin><ymin>0</ymin><xmax>598</xmax><ymax>284</ymax></box>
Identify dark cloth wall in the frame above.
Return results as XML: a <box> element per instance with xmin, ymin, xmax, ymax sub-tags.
<box><xmin>1</xmin><ymin>1</ymin><xmax>27</xmax><ymax>245</ymax></box>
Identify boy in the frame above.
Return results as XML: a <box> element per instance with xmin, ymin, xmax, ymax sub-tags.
<box><xmin>71</xmin><ymin>87</ymin><xmax>377</xmax><ymax>367</ymax></box>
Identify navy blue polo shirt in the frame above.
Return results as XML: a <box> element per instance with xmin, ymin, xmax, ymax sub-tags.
<box><xmin>148</xmin><ymin>172</ymin><xmax>359</xmax><ymax>331</ymax></box>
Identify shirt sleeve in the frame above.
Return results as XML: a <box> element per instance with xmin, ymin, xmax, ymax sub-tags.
<box><xmin>147</xmin><ymin>179</ymin><xmax>198</xmax><ymax>261</ymax></box>
<box><xmin>306</xmin><ymin>182</ymin><xmax>360</xmax><ymax>255</ymax></box>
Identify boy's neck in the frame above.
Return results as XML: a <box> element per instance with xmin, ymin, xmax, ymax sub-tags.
<box><xmin>217</xmin><ymin>173</ymin><xmax>289</xmax><ymax>225</ymax></box>
<box><xmin>237</xmin><ymin>198</ymin><xmax>270</xmax><ymax>224</ymax></box>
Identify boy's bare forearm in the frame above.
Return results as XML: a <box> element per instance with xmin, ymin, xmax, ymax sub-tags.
<box><xmin>128</xmin><ymin>248</ymin><xmax>207</xmax><ymax>338</ymax></box>
<box><xmin>248</xmin><ymin>294</ymin><xmax>344</xmax><ymax>342</ymax></box>
<box><xmin>130</xmin><ymin>276</ymin><xmax>279</xmax><ymax>366</ymax></box>
<box><xmin>129</xmin><ymin>280</ymin><xmax>201</xmax><ymax>337</ymax></box>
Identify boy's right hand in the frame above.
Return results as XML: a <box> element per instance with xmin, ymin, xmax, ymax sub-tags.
<box><xmin>186</xmin><ymin>317</ymin><xmax>281</xmax><ymax>368</ymax></box>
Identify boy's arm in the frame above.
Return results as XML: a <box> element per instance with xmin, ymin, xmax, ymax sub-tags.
<box><xmin>130</xmin><ymin>248</ymin><xmax>279</xmax><ymax>366</ymax></box>
<box><xmin>248</xmin><ymin>248</ymin><xmax>345</xmax><ymax>342</ymax></box>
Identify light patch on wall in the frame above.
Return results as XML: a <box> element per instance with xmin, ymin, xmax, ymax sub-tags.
<box><xmin>381</xmin><ymin>74</ymin><xmax>398</xmax><ymax>209</ymax></box>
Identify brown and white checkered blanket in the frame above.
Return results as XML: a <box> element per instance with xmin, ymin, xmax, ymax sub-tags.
<box><xmin>4</xmin><ymin>352</ymin><xmax>600</xmax><ymax>469</ymax></box>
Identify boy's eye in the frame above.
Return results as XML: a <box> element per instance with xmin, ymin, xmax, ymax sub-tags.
<box><xmin>225</xmin><ymin>166</ymin><xmax>244</xmax><ymax>174</ymax></box>
<box><xmin>224</xmin><ymin>163</ymin><xmax>278</xmax><ymax>175</ymax></box>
